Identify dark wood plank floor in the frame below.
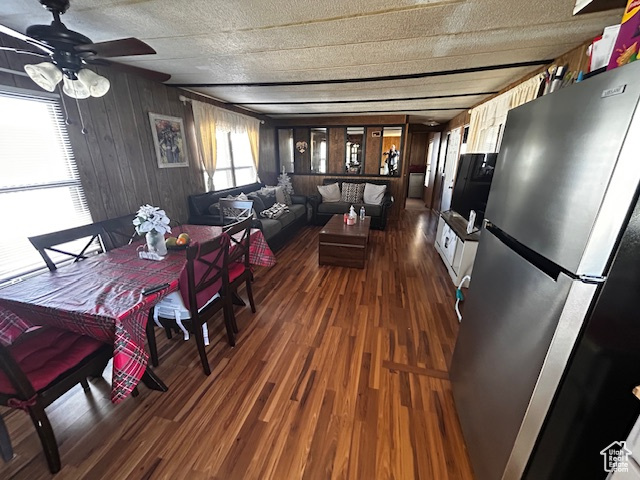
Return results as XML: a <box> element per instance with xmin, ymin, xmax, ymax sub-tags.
<box><xmin>0</xmin><ymin>209</ymin><xmax>475</xmax><ymax>479</ymax></box>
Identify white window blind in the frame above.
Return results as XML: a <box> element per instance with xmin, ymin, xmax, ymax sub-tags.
<box><xmin>0</xmin><ymin>88</ymin><xmax>93</xmax><ymax>285</ymax></box>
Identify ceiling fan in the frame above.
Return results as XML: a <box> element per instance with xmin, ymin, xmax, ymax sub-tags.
<box><xmin>0</xmin><ymin>0</ymin><xmax>170</xmax><ymax>99</ymax></box>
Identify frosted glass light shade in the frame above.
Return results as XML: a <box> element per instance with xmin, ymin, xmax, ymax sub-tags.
<box><xmin>24</xmin><ymin>62</ymin><xmax>63</xmax><ymax>92</ymax></box>
<box><xmin>62</xmin><ymin>76</ymin><xmax>91</xmax><ymax>99</ymax></box>
<box><xmin>77</xmin><ymin>68</ymin><xmax>110</xmax><ymax>97</ymax></box>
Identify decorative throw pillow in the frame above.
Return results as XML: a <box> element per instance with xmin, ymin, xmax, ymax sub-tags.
<box><xmin>247</xmin><ymin>193</ymin><xmax>266</xmax><ymax>214</ymax></box>
<box><xmin>317</xmin><ymin>183</ymin><xmax>341</xmax><ymax>203</ymax></box>
<box><xmin>363</xmin><ymin>183</ymin><xmax>387</xmax><ymax>205</ymax></box>
<box><xmin>262</xmin><ymin>186</ymin><xmax>290</xmax><ymax>205</ymax></box>
<box><xmin>341</xmin><ymin>183</ymin><xmax>365</xmax><ymax>204</ymax></box>
<box><xmin>257</xmin><ymin>191</ymin><xmax>276</xmax><ymax>209</ymax></box>
<box><xmin>208</xmin><ymin>202</ymin><xmax>221</xmax><ymax>217</ymax></box>
<box><xmin>260</xmin><ymin>203</ymin><xmax>289</xmax><ymax>219</ymax></box>
<box><xmin>253</xmin><ymin>187</ymin><xmax>276</xmax><ymax>209</ymax></box>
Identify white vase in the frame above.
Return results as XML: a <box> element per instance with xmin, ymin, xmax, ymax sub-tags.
<box><xmin>146</xmin><ymin>230</ymin><xmax>167</xmax><ymax>256</ymax></box>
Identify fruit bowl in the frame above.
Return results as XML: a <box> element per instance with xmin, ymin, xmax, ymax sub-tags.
<box><xmin>166</xmin><ymin>242</ymin><xmax>189</xmax><ymax>251</ymax></box>
<box><xmin>165</xmin><ymin>233</ymin><xmax>191</xmax><ymax>250</ymax></box>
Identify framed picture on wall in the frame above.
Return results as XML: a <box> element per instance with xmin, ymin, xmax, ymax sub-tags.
<box><xmin>148</xmin><ymin>113</ymin><xmax>189</xmax><ymax>168</ymax></box>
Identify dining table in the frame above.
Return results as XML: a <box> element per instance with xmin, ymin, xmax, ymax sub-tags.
<box><xmin>0</xmin><ymin>225</ymin><xmax>275</xmax><ymax>404</ymax></box>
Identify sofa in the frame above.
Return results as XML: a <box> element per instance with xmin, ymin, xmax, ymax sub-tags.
<box><xmin>309</xmin><ymin>178</ymin><xmax>393</xmax><ymax>230</ymax></box>
<box><xmin>187</xmin><ymin>182</ymin><xmax>310</xmax><ymax>252</ymax></box>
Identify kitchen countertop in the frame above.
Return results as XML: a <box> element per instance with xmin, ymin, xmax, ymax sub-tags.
<box><xmin>440</xmin><ymin>210</ymin><xmax>481</xmax><ymax>242</ymax></box>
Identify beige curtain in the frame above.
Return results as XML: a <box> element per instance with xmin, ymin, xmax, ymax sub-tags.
<box><xmin>467</xmin><ymin>91</ymin><xmax>511</xmax><ymax>153</ymax></box>
<box><xmin>192</xmin><ymin>101</ymin><xmax>261</xmax><ymax>190</ymax></box>
<box><xmin>510</xmin><ymin>74</ymin><xmax>544</xmax><ymax>109</ymax></box>
<box><xmin>246</xmin><ymin>121</ymin><xmax>260</xmax><ymax>173</ymax></box>
<box><xmin>191</xmin><ymin>100</ymin><xmax>217</xmax><ymax>191</ymax></box>
<box><xmin>467</xmin><ymin>74</ymin><xmax>544</xmax><ymax>153</ymax></box>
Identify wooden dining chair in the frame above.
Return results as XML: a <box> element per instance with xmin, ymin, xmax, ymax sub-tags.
<box><xmin>146</xmin><ymin>225</ymin><xmax>240</xmax><ymax>375</ymax></box>
<box><xmin>99</xmin><ymin>214</ymin><xmax>137</xmax><ymax>251</ymax></box>
<box><xmin>28</xmin><ymin>223</ymin><xmax>108</xmax><ymax>271</ymax></box>
<box><xmin>224</xmin><ymin>216</ymin><xmax>256</xmax><ymax>315</ymax></box>
<box><xmin>0</xmin><ymin>327</ymin><xmax>112</xmax><ymax>473</ymax></box>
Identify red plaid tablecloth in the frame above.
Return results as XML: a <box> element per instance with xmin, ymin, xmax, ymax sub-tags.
<box><xmin>0</xmin><ymin>225</ymin><xmax>275</xmax><ymax>403</ymax></box>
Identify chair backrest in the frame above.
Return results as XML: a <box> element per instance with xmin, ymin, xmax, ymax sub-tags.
<box><xmin>28</xmin><ymin>223</ymin><xmax>107</xmax><ymax>272</ymax></box>
<box><xmin>99</xmin><ymin>214</ymin><xmax>137</xmax><ymax>251</ymax></box>
<box><xmin>218</xmin><ymin>199</ymin><xmax>254</xmax><ymax>225</ymax></box>
<box><xmin>224</xmin><ymin>217</ymin><xmax>252</xmax><ymax>269</ymax></box>
<box><xmin>0</xmin><ymin>341</ymin><xmax>36</xmax><ymax>402</ymax></box>
<box><xmin>180</xmin><ymin>233</ymin><xmax>230</xmax><ymax>316</ymax></box>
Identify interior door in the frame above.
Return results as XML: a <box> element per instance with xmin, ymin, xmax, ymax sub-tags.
<box><xmin>425</xmin><ymin>132</ymin><xmax>441</xmax><ymax>209</ymax></box>
<box><xmin>440</xmin><ymin>127</ymin><xmax>461</xmax><ymax>212</ymax></box>
<box><xmin>432</xmin><ymin>133</ymin><xmax>449</xmax><ymax>214</ymax></box>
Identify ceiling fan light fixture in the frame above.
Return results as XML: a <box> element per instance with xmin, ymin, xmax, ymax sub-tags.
<box><xmin>62</xmin><ymin>75</ymin><xmax>90</xmax><ymax>99</ymax></box>
<box><xmin>77</xmin><ymin>68</ymin><xmax>110</xmax><ymax>97</ymax></box>
<box><xmin>24</xmin><ymin>62</ymin><xmax>63</xmax><ymax>92</ymax></box>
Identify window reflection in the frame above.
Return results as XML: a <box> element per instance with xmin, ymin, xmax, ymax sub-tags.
<box><xmin>345</xmin><ymin>127</ymin><xmax>364</xmax><ymax>174</ymax></box>
<box><xmin>381</xmin><ymin>127</ymin><xmax>403</xmax><ymax>176</ymax></box>
<box><xmin>310</xmin><ymin>128</ymin><xmax>327</xmax><ymax>173</ymax></box>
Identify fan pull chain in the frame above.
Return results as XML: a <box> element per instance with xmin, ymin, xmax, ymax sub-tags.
<box><xmin>74</xmin><ymin>95</ymin><xmax>88</xmax><ymax>135</ymax></box>
<box><xmin>58</xmin><ymin>83</ymin><xmax>72</xmax><ymax>126</ymax></box>
<box><xmin>65</xmin><ymin>79</ymin><xmax>89</xmax><ymax>135</ymax></box>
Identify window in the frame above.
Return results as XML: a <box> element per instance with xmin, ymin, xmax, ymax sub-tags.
<box><xmin>208</xmin><ymin>131</ymin><xmax>257</xmax><ymax>190</ymax></box>
<box><xmin>310</xmin><ymin>128</ymin><xmax>327</xmax><ymax>173</ymax></box>
<box><xmin>460</xmin><ymin>125</ymin><xmax>470</xmax><ymax>156</ymax></box>
<box><xmin>345</xmin><ymin>127</ymin><xmax>364</xmax><ymax>174</ymax></box>
<box><xmin>0</xmin><ymin>88</ymin><xmax>93</xmax><ymax>284</ymax></box>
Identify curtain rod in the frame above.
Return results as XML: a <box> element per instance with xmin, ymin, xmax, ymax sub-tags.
<box><xmin>178</xmin><ymin>94</ymin><xmax>265</xmax><ymax>124</ymax></box>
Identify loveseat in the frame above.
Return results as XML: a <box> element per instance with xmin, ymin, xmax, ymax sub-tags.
<box><xmin>309</xmin><ymin>178</ymin><xmax>393</xmax><ymax>230</ymax></box>
<box><xmin>187</xmin><ymin>182</ymin><xmax>310</xmax><ymax>251</ymax></box>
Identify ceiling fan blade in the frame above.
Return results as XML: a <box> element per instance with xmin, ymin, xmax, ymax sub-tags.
<box><xmin>88</xmin><ymin>58</ymin><xmax>171</xmax><ymax>83</ymax></box>
<box><xmin>0</xmin><ymin>24</ymin><xmax>53</xmax><ymax>54</ymax></box>
<box><xmin>0</xmin><ymin>46</ymin><xmax>49</xmax><ymax>58</ymax></box>
<box><xmin>75</xmin><ymin>38</ymin><xmax>156</xmax><ymax>58</ymax></box>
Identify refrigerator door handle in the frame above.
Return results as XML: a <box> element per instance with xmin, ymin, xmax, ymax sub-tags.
<box><xmin>485</xmin><ymin>221</ymin><xmax>564</xmax><ymax>281</ymax></box>
<box><xmin>557</xmin><ymin>271</ymin><xmax>607</xmax><ymax>284</ymax></box>
<box><xmin>577</xmin><ymin>274</ymin><xmax>606</xmax><ymax>284</ymax></box>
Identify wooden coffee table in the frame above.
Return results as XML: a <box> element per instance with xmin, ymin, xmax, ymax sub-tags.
<box><xmin>319</xmin><ymin>214</ymin><xmax>371</xmax><ymax>269</ymax></box>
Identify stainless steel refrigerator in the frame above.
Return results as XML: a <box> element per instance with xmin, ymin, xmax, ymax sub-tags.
<box><xmin>449</xmin><ymin>60</ymin><xmax>640</xmax><ymax>480</ymax></box>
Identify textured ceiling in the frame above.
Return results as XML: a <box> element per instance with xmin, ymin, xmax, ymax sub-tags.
<box><xmin>0</xmin><ymin>0</ymin><xmax>623</xmax><ymax>123</ymax></box>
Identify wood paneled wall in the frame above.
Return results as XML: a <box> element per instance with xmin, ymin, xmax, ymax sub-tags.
<box><xmin>258</xmin><ymin>124</ymin><xmax>278</xmax><ymax>185</ymax></box>
<box><xmin>364</xmin><ymin>127</ymin><xmax>383</xmax><ymax>175</ymax></box>
<box><xmin>407</xmin><ymin>131</ymin><xmax>429</xmax><ymax>167</ymax></box>
<box><xmin>328</xmin><ymin>128</ymin><xmax>346</xmax><ymax>173</ymax></box>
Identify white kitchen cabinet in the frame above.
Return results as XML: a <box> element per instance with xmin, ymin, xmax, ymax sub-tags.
<box><xmin>434</xmin><ymin>211</ymin><xmax>479</xmax><ymax>288</ymax></box>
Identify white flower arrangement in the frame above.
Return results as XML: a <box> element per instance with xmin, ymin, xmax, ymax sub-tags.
<box><xmin>133</xmin><ymin>204</ymin><xmax>172</xmax><ymax>235</ymax></box>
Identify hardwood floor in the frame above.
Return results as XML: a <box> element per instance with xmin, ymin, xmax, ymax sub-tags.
<box><xmin>0</xmin><ymin>209</ymin><xmax>475</xmax><ymax>479</ymax></box>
